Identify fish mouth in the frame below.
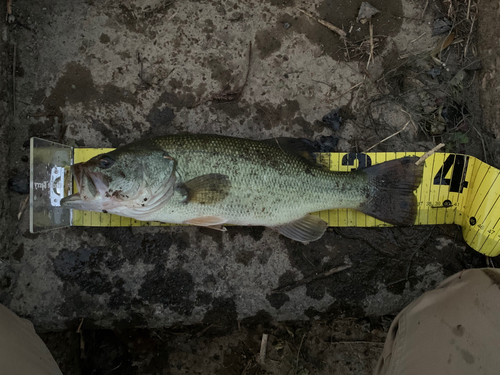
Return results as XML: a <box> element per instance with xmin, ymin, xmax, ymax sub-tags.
<box><xmin>61</xmin><ymin>164</ymin><xmax>109</xmax><ymax>209</ymax></box>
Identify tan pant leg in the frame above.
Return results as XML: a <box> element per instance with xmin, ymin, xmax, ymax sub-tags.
<box><xmin>0</xmin><ymin>304</ymin><xmax>63</xmax><ymax>375</ymax></box>
<box><xmin>374</xmin><ymin>268</ymin><xmax>500</xmax><ymax>375</ymax></box>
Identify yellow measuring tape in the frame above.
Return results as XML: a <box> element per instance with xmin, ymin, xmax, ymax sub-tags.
<box><xmin>72</xmin><ymin>149</ymin><xmax>500</xmax><ymax>256</ymax></box>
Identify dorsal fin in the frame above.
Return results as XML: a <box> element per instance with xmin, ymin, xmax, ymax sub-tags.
<box><xmin>260</xmin><ymin>137</ymin><xmax>321</xmax><ymax>165</ymax></box>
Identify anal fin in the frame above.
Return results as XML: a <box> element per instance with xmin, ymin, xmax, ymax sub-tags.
<box><xmin>184</xmin><ymin>216</ymin><xmax>227</xmax><ymax>227</ymax></box>
<box><xmin>274</xmin><ymin>215</ymin><xmax>328</xmax><ymax>242</ymax></box>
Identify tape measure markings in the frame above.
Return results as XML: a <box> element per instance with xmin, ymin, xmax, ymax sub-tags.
<box><xmin>429</xmin><ymin>152</ymin><xmax>443</xmax><ymax>225</ymax></box>
<box><xmin>470</xmin><ymin>168</ymin><xmax>500</xmax><ymax>251</ymax></box>
<box><xmin>466</xmin><ymin>165</ymin><xmax>497</xmax><ymax>243</ymax></box>
<box><xmin>454</xmin><ymin>155</ymin><xmax>470</xmax><ymax>225</ymax></box>
<box><xmin>462</xmin><ymin>160</ymin><xmax>500</xmax><ymax>256</ymax></box>
<box><xmin>461</xmin><ymin>158</ymin><xmax>487</xmax><ymax>239</ymax></box>
<box><xmin>486</xmin><ymin>219</ymin><xmax>500</xmax><ymax>256</ymax></box>
<box><xmin>473</xmin><ymin>168</ymin><xmax>500</xmax><ymax>219</ymax></box>
<box><xmin>476</xmin><ymin>192</ymin><xmax>500</xmax><ymax>253</ymax></box>
<box><xmin>444</xmin><ymin>154</ymin><xmax>459</xmax><ymax>225</ymax></box>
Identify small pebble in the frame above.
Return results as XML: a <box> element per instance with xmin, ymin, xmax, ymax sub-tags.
<box><xmin>283</xmin><ymin>22</ymin><xmax>291</xmax><ymax>29</ymax></box>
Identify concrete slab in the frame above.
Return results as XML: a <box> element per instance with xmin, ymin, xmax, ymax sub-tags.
<box><xmin>0</xmin><ymin>0</ymin><xmax>488</xmax><ymax>333</ymax></box>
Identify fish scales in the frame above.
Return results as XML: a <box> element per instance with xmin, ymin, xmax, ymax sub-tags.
<box><xmin>148</xmin><ymin>134</ymin><xmax>370</xmax><ymax>226</ymax></box>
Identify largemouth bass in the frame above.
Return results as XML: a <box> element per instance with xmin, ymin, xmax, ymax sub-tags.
<box><xmin>61</xmin><ymin>134</ymin><xmax>423</xmax><ymax>242</ymax></box>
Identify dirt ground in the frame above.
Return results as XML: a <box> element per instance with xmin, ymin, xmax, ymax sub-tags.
<box><xmin>1</xmin><ymin>0</ymin><xmax>498</xmax><ymax>374</ymax></box>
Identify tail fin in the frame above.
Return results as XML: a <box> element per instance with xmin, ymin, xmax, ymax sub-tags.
<box><xmin>358</xmin><ymin>157</ymin><xmax>424</xmax><ymax>226</ymax></box>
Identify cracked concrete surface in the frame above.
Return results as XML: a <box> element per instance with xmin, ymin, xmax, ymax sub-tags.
<box><xmin>0</xmin><ymin>0</ymin><xmax>488</xmax><ymax>333</ymax></box>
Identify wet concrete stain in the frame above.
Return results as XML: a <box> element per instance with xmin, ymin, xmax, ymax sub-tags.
<box><xmin>46</xmin><ymin>62</ymin><xmax>99</xmax><ymax>113</ymax></box>
<box><xmin>98</xmin><ymin>228</ymin><xmax>176</xmax><ymax>266</ymax></box>
<box><xmin>281</xmin><ymin>231</ymin><xmax>392</xmax><ymax>316</ymax></box>
<box><xmin>39</xmin><ymin>62</ymin><xmax>139</xmax><ymax>133</ymax></box>
<box><xmin>154</xmin><ymin>90</ymin><xmax>196</xmax><ymax>111</ymax></box>
<box><xmin>267</xmin><ymin>0</ymin><xmax>295</xmax><ymax>6</ymax></box>
<box><xmin>53</xmin><ymin>245</ymin><xmax>125</xmax><ymax>275</ymax></box>
<box><xmin>12</xmin><ymin>244</ymin><xmax>24</xmax><ymax>262</ymax></box>
<box><xmin>266</xmin><ymin>292</ymin><xmax>290</xmax><ymax>309</ymax></box>
<box><xmin>256</xmin><ymin>247</ymin><xmax>273</xmax><ymax>265</ymax></box>
<box><xmin>91</xmin><ymin>119</ymin><xmax>126</xmax><ymax>147</ymax></box>
<box><xmin>235</xmin><ymin>250</ymin><xmax>255</xmax><ymax>266</ymax></box>
<box><xmin>255</xmin><ymin>29</ymin><xmax>282</xmax><ymax>59</ymax></box>
<box><xmin>305</xmin><ymin>280</ymin><xmax>326</xmax><ymax>300</ymax></box>
<box><xmin>145</xmin><ymin>103</ymin><xmax>176</xmax><ymax>136</ymax></box>
<box><xmin>101</xmin><ymin>84</ymin><xmax>136</xmax><ymax>106</ymax></box>
<box><xmin>210</xmin><ymin>102</ymin><xmax>253</xmax><ymax>126</ymax></box>
<box><xmin>99</xmin><ymin>33</ymin><xmax>110</xmax><ymax>44</ymax></box>
<box><xmin>277</xmin><ymin>270</ymin><xmax>301</xmax><ymax>288</ymax></box>
<box><xmin>202</xmin><ymin>19</ymin><xmax>216</xmax><ymax>35</ymax></box>
<box><xmin>202</xmin><ymin>297</ymin><xmax>237</xmax><ymax>326</ymax></box>
<box><xmin>195</xmin><ymin>291</ymin><xmax>213</xmax><ymax>306</ymax></box>
<box><xmin>53</xmin><ymin>246</ymin><xmax>125</xmax><ymax>296</ymax></box>
<box><xmin>206</xmin><ymin>58</ymin><xmax>241</xmax><ymax>89</ymax></box>
<box><xmin>240</xmin><ymin>310</ymin><xmax>274</xmax><ymax>329</ymax></box>
<box><xmin>253</xmin><ymin>100</ymin><xmax>302</xmax><ymax>130</ymax></box>
<box><xmin>139</xmin><ymin>265</ymin><xmax>194</xmax><ymax>315</ymax></box>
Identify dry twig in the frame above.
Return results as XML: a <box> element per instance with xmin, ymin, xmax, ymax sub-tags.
<box><xmin>332</xmin><ymin>340</ymin><xmax>384</xmax><ymax>345</ymax></box>
<box><xmin>297</xmin><ymin>8</ymin><xmax>346</xmax><ymax>38</ymax></box>
<box><xmin>76</xmin><ymin>318</ymin><xmax>86</xmax><ymax>359</ymax></box>
<box><xmin>258</xmin><ymin>333</ymin><xmax>269</xmax><ymax>364</ymax></box>
<box><xmin>400</xmin><ymin>109</ymin><xmax>419</xmax><ymax>132</ymax></box>
<box><xmin>17</xmin><ymin>196</ymin><xmax>29</xmax><ymax>220</ymax></box>
<box><xmin>331</xmin><ymin>80</ymin><xmax>364</xmax><ymax>102</ymax></box>
<box><xmin>463</xmin><ymin>15</ymin><xmax>475</xmax><ymax>58</ymax></box>
<box><xmin>13</xmin><ymin>44</ymin><xmax>16</xmax><ymax>115</ymax></box>
<box><xmin>363</xmin><ymin>121</ymin><xmax>410</xmax><ymax>153</ymax></box>
<box><xmin>410</xmin><ymin>32</ymin><xmax>426</xmax><ymax>44</ymax></box>
<box><xmin>473</xmin><ymin>125</ymin><xmax>488</xmax><ymax>163</ymax></box>
<box><xmin>431</xmin><ymin>33</ymin><xmax>455</xmax><ymax>67</ymax></box>
<box><xmin>420</xmin><ymin>0</ymin><xmax>429</xmax><ymax>20</ymax></box>
<box><xmin>295</xmin><ymin>333</ymin><xmax>307</xmax><ymax>375</ymax></box>
<box><xmin>76</xmin><ymin>318</ymin><xmax>84</xmax><ymax>333</ymax></box>
<box><xmin>415</xmin><ymin>143</ymin><xmax>445</xmax><ymax>165</ymax></box>
<box><xmin>366</xmin><ymin>21</ymin><xmax>374</xmax><ymax>69</ymax></box>
<box><xmin>272</xmin><ymin>264</ymin><xmax>351</xmax><ymax>293</ymax></box>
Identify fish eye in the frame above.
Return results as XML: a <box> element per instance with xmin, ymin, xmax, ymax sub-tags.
<box><xmin>98</xmin><ymin>156</ymin><xmax>114</xmax><ymax>169</ymax></box>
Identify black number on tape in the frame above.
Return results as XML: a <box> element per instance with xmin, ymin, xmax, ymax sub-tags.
<box><xmin>433</xmin><ymin>155</ymin><xmax>469</xmax><ymax>193</ymax></box>
<box><xmin>342</xmin><ymin>153</ymin><xmax>372</xmax><ymax>170</ymax></box>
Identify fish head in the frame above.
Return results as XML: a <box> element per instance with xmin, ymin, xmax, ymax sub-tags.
<box><xmin>61</xmin><ymin>143</ymin><xmax>176</xmax><ymax>216</ymax></box>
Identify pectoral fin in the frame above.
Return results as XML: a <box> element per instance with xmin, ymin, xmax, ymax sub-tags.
<box><xmin>181</xmin><ymin>173</ymin><xmax>231</xmax><ymax>205</ymax></box>
<box><xmin>274</xmin><ymin>215</ymin><xmax>328</xmax><ymax>242</ymax></box>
